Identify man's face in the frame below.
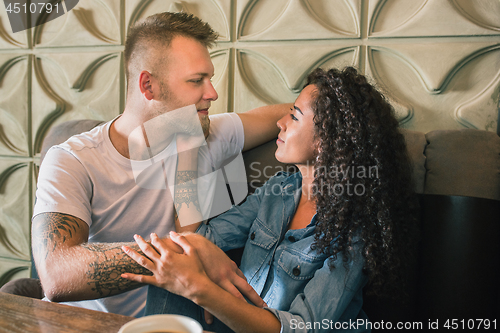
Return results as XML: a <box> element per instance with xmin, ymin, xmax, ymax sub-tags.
<box><xmin>155</xmin><ymin>36</ymin><xmax>218</xmax><ymax>137</ymax></box>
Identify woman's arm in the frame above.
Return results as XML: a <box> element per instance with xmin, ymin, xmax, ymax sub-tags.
<box><xmin>194</xmin><ymin>279</ymin><xmax>281</xmax><ymax>333</ymax></box>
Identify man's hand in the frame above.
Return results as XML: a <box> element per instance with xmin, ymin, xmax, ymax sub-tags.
<box><xmin>121</xmin><ymin>232</ymin><xmax>265</xmax><ymax>307</ymax></box>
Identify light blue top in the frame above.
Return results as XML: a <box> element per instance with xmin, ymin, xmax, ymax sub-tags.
<box><xmin>197</xmin><ymin>171</ymin><xmax>370</xmax><ymax>332</ymax></box>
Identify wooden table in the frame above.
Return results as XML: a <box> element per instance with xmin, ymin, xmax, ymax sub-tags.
<box><xmin>0</xmin><ymin>292</ymin><xmax>134</xmax><ymax>332</ymax></box>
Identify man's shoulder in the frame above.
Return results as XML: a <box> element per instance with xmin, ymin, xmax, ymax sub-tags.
<box><xmin>207</xmin><ymin>113</ymin><xmax>243</xmax><ymax>145</ymax></box>
<box><xmin>55</xmin><ymin>121</ymin><xmax>108</xmax><ymax>155</ymax></box>
<box><xmin>208</xmin><ymin>113</ymin><xmax>241</xmax><ymax>132</ymax></box>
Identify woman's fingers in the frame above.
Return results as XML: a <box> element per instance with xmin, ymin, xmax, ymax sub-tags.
<box><xmin>121</xmin><ymin>272</ymin><xmax>157</xmax><ymax>286</ymax></box>
<box><xmin>219</xmin><ymin>276</ymin><xmax>267</xmax><ymax>308</ymax></box>
<box><xmin>219</xmin><ymin>279</ymin><xmax>244</xmax><ymax>301</ymax></box>
<box><xmin>169</xmin><ymin>231</ymin><xmax>196</xmax><ymax>255</ymax></box>
<box><xmin>232</xmin><ymin>275</ymin><xmax>267</xmax><ymax>308</ymax></box>
<box><xmin>203</xmin><ymin>310</ymin><xmax>214</xmax><ymax>325</ymax></box>
<box><xmin>150</xmin><ymin>233</ymin><xmax>183</xmax><ymax>254</ymax></box>
<box><xmin>234</xmin><ymin>263</ymin><xmax>247</xmax><ymax>281</ymax></box>
<box><xmin>134</xmin><ymin>234</ymin><xmax>161</xmax><ymax>260</ymax></box>
<box><xmin>122</xmin><ymin>245</ymin><xmax>155</xmax><ymax>271</ymax></box>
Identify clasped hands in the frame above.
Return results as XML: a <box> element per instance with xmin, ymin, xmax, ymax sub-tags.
<box><xmin>121</xmin><ymin>232</ymin><xmax>265</xmax><ymax>322</ymax></box>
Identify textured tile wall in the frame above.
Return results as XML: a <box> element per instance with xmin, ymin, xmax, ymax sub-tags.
<box><xmin>0</xmin><ymin>0</ymin><xmax>499</xmax><ymax>283</ymax></box>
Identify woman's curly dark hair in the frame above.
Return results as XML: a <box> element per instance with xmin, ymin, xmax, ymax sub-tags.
<box><xmin>308</xmin><ymin>67</ymin><xmax>419</xmax><ymax>298</ymax></box>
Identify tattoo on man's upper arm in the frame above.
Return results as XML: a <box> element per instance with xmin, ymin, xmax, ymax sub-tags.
<box><xmin>32</xmin><ymin>213</ymin><xmax>85</xmax><ymax>260</ymax></box>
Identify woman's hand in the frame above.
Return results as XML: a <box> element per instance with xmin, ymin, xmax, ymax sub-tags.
<box><xmin>121</xmin><ymin>232</ymin><xmax>208</xmax><ymax>299</ymax></box>
<box><xmin>121</xmin><ymin>232</ymin><xmax>265</xmax><ymax>307</ymax></box>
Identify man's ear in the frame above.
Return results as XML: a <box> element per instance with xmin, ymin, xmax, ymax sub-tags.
<box><xmin>139</xmin><ymin>71</ymin><xmax>155</xmax><ymax>100</ymax></box>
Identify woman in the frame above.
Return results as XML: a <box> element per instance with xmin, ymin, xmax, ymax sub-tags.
<box><xmin>122</xmin><ymin>67</ymin><xmax>418</xmax><ymax>332</ymax></box>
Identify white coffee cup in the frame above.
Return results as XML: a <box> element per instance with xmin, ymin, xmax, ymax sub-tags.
<box><xmin>118</xmin><ymin>314</ymin><xmax>203</xmax><ymax>333</ymax></box>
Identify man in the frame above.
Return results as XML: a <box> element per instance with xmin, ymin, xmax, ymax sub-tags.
<box><xmin>31</xmin><ymin>12</ymin><xmax>289</xmax><ymax>317</ymax></box>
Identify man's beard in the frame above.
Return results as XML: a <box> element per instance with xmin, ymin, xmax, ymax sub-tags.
<box><xmin>158</xmin><ymin>81</ymin><xmax>211</xmax><ymax>137</ymax></box>
<box><xmin>199</xmin><ymin>114</ymin><xmax>210</xmax><ymax>138</ymax></box>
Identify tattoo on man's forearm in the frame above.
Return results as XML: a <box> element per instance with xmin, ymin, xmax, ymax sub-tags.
<box><xmin>32</xmin><ymin>213</ymin><xmax>83</xmax><ymax>260</ymax></box>
<box><xmin>82</xmin><ymin>243</ymin><xmax>151</xmax><ymax>297</ymax></box>
<box><xmin>175</xmin><ymin>170</ymin><xmax>197</xmax><ymax>185</ymax></box>
<box><xmin>174</xmin><ymin>170</ymin><xmax>201</xmax><ymax>213</ymax></box>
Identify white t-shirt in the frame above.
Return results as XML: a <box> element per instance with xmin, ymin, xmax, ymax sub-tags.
<box><xmin>33</xmin><ymin>113</ymin><xmax>244</xmax><ymax>317</ymax></box>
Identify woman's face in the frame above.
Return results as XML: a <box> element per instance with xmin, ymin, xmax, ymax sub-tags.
<box><xmin>275</xmin><ymin>84</ymin><xmax>317</xmax><ymax>166</ymax></box>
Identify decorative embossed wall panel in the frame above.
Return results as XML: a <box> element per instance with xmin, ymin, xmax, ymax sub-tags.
<box><xmin>234</xmin><ymin>44</ymin><xmax>360</xmax><ymax>110</ymax></box>
<box><xmin>0</xmin><ymin>0</ymin><xmax>499</xmax><ymax>286</ymax></box>
<box><xmin>0</xmin><ymin>8</ymin><xmax>28</xmax><ymax>49</ymax></box>
<box><xmin>237</xmin><ymin>0</ymin><xmax>361</xmax><ymax>40</ymax></box>
<box><xmin>366</xmin><ymin>42</ymin><xmax>500</xmax><ymax>130</ymax></box>
<box><xmin>33</xmin><ymin>0</ymin><xmax>121</xmax><ymax>47</ymax></box>
<box><xmin>0</xmin><ymin>159</ymin><xmax>31</xmax><ymax>261</ymax></box>
<box><xmin>369</xmin><ymin>0</ymin><xmax>500</xmax><ymax>37</ymax></box>
<box><xmin>0</xmin><ymin>54</ymin><xmax>29</xmax><ymax>156</ymax></box>
<box><xmin>0</xmin><ymin>258</ymin><xmax>30</xmax><ymax>286</ymax></box>
<box><xmin>31</xmin><ymin>52</ymin><xmax>122</xmax><ymax>153</ymax></box>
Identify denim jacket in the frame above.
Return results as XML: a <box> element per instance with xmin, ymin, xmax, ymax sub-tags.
<box><xmin>197</xmin><ymin>172</ymin><xmax>370</xmax><ymax>333</ymax></box>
